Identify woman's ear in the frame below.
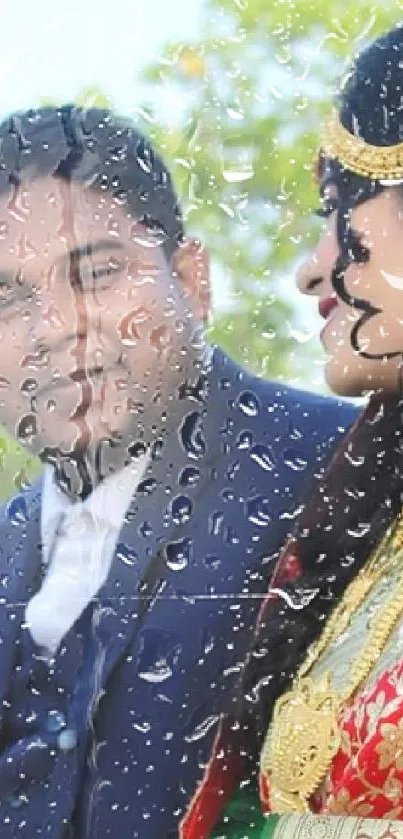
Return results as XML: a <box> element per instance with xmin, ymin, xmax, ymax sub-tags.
<box><xmin>171</xmin><ymin>238</ymin><xmax>211</xmax><ymax>324</ymax></box>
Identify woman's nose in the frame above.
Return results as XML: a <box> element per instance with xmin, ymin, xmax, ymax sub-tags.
<box><xmin>296</xmin><ymin>251</ymin><xmax>323</xmax><ymax>296</ymax></box>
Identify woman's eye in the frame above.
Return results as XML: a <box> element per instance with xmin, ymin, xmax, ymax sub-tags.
<box><xmin>350</xmin><ymin>231</ymin><xmax>370</xmax><ymax>264</ymax></box>
<box><xmin>313</xmin><ymin>201</ymin><xmax>338</xmax><ymax>219</ymax></box>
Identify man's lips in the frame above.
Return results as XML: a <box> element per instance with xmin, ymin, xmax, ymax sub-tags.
<box><xmin>68</xmin><ymin>367</ymin><xmax>105</xmax><ymax>383</ymax></box>
<box><xmin>318</xmin><ymin>296</ymin><xmax>338</xmax><ymax>320</ymax></box>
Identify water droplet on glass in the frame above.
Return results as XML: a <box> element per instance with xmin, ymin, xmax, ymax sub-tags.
<box><xmin>246</xmin><ymin>495</ymin><xmax>271</xmax><ymax>527</ymax></box>
<box><xmin>137</xmin><ymin>628</ymin><xmax>181</xmax><ymax>683</ymax></box>
<box><xmin>21</xmin><ymin>347</ymin><xmax>49</xmax><ymax>370</ymax></box>
<box><xmin>203</xmin><ymin>554</ymin><xmax>221</xmax><ymax>571</ymax></box>
<box><xmin>208</xmin><ymin>510</ymin><xmax>224</xmax><ymax>537</ymax></box>
<box><xmin>236</xmin><ymin>430</ymin><xmax>253</xmax><ymax>450</ymax></box>
<box><xmin>136</xmin><ymin>139</ymin><xmax>155</xmax><ymax>175</ymax></box>
<box><xmin>179</xmin><ymin>466</ymin><xmax>201</xmax><ymax>487</ymax></box>
<box><xmin>271</xmin><ymin>586</ymin><xmax>318</xmax><ymax>611</ymax></box>
<box><xmin>345</xmin><ymin>451</ymin><xmax>365</xmax><ymax>467</ymax></box>
<box><xmin>138</xmin><ymin>661</ymin><xmax>173</xmax><ymax>684</ymax></box>
<box><xmin>279</xmin><ymin>503</ymin><xmax>304</xmax><ymax>521</ymax></box>
<box><xmin>164</xmin><ymin>537</ymin><xmax>193</xmax><ymax>571</ymax></box>
<box><xmin>287</xmin><ymin>323</ymin><xmax>315</xmax><ymax>344</ymax></box>
<box><xmin>225</xmin><ymin>526</ymin><xmax>239</xmax><ymax>545</ymax></box>
<box><xmin>185</xmin><ymin>714</ymin><xmax>220</xmax><ymax>742</ymax></box>
<box><xmin>150</xmin><ymin>325</ymin><xmax>170</xmax><ymax>352</ymax></box>
<box><xmin>118</xmin><ymin>310</ymin><xmax>142</xmax><ymax>346</ymax></box>
<box><xmin>170</xmin><ymin>495</ymin><xmax>192</xmax><ymax>526</ymax></box>
<box><xmin>347</xmin><ymin>522</ymin><xmax>371</xmax><ymax>538</ymax></box>
<box><xmin>42</xmin><ymin>304</ymin><xmax>64</xmax><ymax>330</ymax></box>
<box><xmin>137</xmin><ymin>477</ymin><xmax>157</xmax><ymax>497</ymax></box>
<box><xmin>237</xmin><ymin>390</ymin><xmax>260</xmax><ymax>417</ymax></box>
<box><xmin>222</xmin><ymin>164</ymin><xmax>254</xmax><ymax>183</ymax></box>
<box><xmin>250</xmin><ymin>444</ymin><xmax>275</xmax><ymax>471</ymax></box>
<box><xmin>179</xmin><ymin>411</ymin><xmax>205</xmax><ymax>459</ymax></box>
<box><xmin>288</xmin><ymin>422</ymin><xmax>303</xmax><ymax>441</ymax></box>
<box><xmin>226</xmin><ymin>106</ymin><xmax>244</xmax><ymax>121</ymax></box>
<box><xmin>20</xmin><ymin>378</ymin><xmax>37</xmax><ymax>395</ymax></box>
<box><xmin>139</xmin><ymin>521</ymin><xmax>152</xmax><ymax>539</ymax></box>
<box><xmin>16</xmin><ymin>413</ymin><xmax>37</xmax><ymax>444</ymax></box>
<box><xmin>116</xmin><ymin>543</ymin><xmax>138</xmax><ymax>566</ymax></box>
<box><xmin>6</xmin><ymin>494</ymin><xmax>28</xmax><ymax>525</ymax></box>
<box><xmin>284</xmin><ymin>449</ymin><xmax>307</xmax><ymax>472</ymax></box>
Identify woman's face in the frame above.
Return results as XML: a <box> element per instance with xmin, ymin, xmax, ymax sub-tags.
<box><xmin>297</xmin><ymin>175</ymin><xmax>403</xmax><ymax>397</ymax></box>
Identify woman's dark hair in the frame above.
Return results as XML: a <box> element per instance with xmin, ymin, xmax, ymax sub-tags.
<box><xmin>0</xmin><ymin>104</ymin><xmax>184</xmax><ymax>261</ymax></box>
<box><xmin>238</xmin><ymin>24</ymin><xmax>403</xmax><ymax>762</ymax></box>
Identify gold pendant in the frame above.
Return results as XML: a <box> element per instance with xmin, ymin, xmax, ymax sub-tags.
<box><xmin>261</xmin><ymin>674</ymin><xmax>341</xmax><ymax>813</ymax></box>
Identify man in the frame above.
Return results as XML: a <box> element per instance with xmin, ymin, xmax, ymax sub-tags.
<box><xmin>0</xmin><ymin>105</ymin><xmax>356</xmax><ymax>837</ymax></box>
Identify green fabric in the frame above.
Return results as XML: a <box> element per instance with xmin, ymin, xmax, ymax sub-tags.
<box><xmin>258</xmin><ymin>816</ymin><xmax>281</xmax><ymax>838</ymax></box>
<box><xmin>210</xmin><ymin>786</ymin><xmax>274</xmax><ymax>838</ymax></box>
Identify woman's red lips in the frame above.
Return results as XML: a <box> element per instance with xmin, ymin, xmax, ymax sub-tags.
<box><xmin>318</xmin><ymin>296</ymin><xmax>338</xmax><ymax>320</ymax></box>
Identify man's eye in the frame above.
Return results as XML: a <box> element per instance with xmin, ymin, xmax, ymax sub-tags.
<box><xmin>91</xmin><ymin>258</ymin><xmax>122</xmax><ymax>282</ymax></box>
<box><xmin>0</xmin><ymin>270</ymin><xmax>23</xmax><ymax>306</ymax></box>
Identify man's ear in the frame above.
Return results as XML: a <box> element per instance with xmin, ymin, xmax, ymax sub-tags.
<box><xmin>171</xmin><ymin>238</ymin><xmax>211</xmax><ymax>324</ymax></box>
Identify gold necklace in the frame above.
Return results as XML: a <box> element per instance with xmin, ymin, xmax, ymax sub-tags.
<box><xmin>260</xmin><ymin>515</ymin><xmax>403</xmax><ymax>814</ymax></box>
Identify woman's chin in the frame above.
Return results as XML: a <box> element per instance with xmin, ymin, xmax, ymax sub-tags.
<box><xmin>324</xmin><ymin>357</ymin><xmax>367</xmax><ymax>398</ymax></box>
<box><xmin>324</xmin><ymin>356</ymin><xmax>400</xmax><ymax>399</ymax></box>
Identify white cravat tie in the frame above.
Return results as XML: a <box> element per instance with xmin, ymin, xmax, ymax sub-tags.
<box><xmin>25</xmin><ymin>453</ymin><xmax>150</xmax><ymax>654</ymax></box>
<box><xmin>25</xmin><ymin>507</ymin><xmax>114</xmax><ymax>654</ymax></box>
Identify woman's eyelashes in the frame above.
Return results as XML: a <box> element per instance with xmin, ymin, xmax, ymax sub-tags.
<box><xmin>313</xmin><ymin>196</ymin><xmax>339</xmax><ymax>219</ymax></box>
<box><xmin>349</xmin><ymin>230</ymin><xmax>370</xmax><ymax>264</ymax></box>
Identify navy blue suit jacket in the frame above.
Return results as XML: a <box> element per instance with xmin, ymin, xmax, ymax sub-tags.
<box><xmin>0</xmin><ymin>348</ymin><xmax>357</xmax><ymax>837</ymax></box>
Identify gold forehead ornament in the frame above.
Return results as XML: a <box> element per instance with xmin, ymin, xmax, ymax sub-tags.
<box><xmin>320</xmin><ymin>109</ymin><xmax>403</xmax><ymax>183</ymax></box>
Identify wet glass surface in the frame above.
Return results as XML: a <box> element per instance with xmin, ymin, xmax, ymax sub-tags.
<box><xmin>0</xmin><ymin>4</ymin><xmax>400</xmax><ymax>838</ymax></box>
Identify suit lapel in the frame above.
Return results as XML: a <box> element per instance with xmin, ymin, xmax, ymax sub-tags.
<box><xmin>0</xmin><ymin>481</ymin><xmax>43</xmax><ymax>709</ymax></box>
<box><xmin>96</xmin><ymin>350</ymin><xmax>229</xmax><ymax>685</ymax></box>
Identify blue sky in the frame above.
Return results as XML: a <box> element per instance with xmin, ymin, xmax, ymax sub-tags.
<box><xmin>1</xmin><ymin>0</ymin><xmax>202</xmax><ymax>117</ymax></box>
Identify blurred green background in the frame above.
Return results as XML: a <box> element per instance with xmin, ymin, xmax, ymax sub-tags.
<box><xmin>0</xmin><ymin>0</ymin><xmax>401</xmax><ymax>500</ymax></box>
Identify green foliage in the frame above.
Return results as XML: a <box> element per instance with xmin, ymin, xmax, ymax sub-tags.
<box><xmin>0</xmin><ymin>432</ymin><xmax>42</xmax><ymax>503</ymax></box>
<box><xmin>138</xmin><ymin>0</ymin><xmax>402</xmax><ymax>380</ymax></box>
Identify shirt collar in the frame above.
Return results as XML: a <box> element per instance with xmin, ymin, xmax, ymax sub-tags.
<box><xmin>41</xmin><ymin>450</ymin><xmax>150</xmax><ymax>548</ymax></box>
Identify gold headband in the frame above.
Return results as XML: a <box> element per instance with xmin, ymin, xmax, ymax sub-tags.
<box><xmin>320</xmin><ymin>110</ymin><xmax>403</xmax><ymax>181</ymax></box>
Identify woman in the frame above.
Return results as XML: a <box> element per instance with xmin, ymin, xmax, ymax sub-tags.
<box><xmin>181</xmin><ymin>23</ymin><xmax>403</xmax><ymax>839</ymax></box>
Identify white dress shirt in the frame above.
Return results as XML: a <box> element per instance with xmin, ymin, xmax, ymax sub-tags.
<box><xmin>25</xmin><ymin>452</ymin><xmax>150</xmax><ymax>655</ymax></box>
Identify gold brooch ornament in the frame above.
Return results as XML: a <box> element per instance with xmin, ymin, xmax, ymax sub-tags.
<box><xmin>260</xmin><ymin>515</ymin><xmax>403</xmax><ymax>813</ymax></box>
<box><xmin>267</xmin><ymin>673</ymin><xmax>341</xmax><ymax>813</ymax></box>
<box><xmin>320</xmin><ymin>109</ymin><xmax>403</xmax><ymax>182</ymax></box>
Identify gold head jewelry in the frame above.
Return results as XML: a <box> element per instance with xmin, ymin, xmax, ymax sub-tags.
<box><xmin>320</xmin><ymin>109</ymin><xmax>403</xmax><ymax>182</ymax></box>
<box><xmin>261</xmin><ymin>513</ymin><xmax>403</xmax><ymax>813</ymax></box>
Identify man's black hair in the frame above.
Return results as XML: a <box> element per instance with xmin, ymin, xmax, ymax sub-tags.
<box><xmin>0</xmin><ymin>104</ymin><xmax>184</xmax><ymax>261</ymax></box>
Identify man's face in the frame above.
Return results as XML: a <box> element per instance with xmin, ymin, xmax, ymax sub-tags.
<box><xmin>0</xmin><ymin>176</ymin><xmax>203</xmax><ymax>460</ymax></box>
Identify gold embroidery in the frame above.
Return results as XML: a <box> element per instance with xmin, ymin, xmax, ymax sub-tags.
<box><xmin>383</xmin><ymin>776</ymin><xmax>403</xmax><ymax>806</ymax></box>
<box><xmin>261</xmin><ymin>516</ymin><xmax>403</xmax><ymax>813</ymax></box>
<box><xmin>326</xmin><ymin>787</ymin><xmax>373</xmax><ymax>818</ymax></box>
<box><xmin>268</xmin><ymin>674</ymin><xmax>340</xmax><ymax>813</ymax></box>
<box><xmin>377</xmin><ymin>721</ymin><xmax>403</xmax><ymax>772</ymax></box>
